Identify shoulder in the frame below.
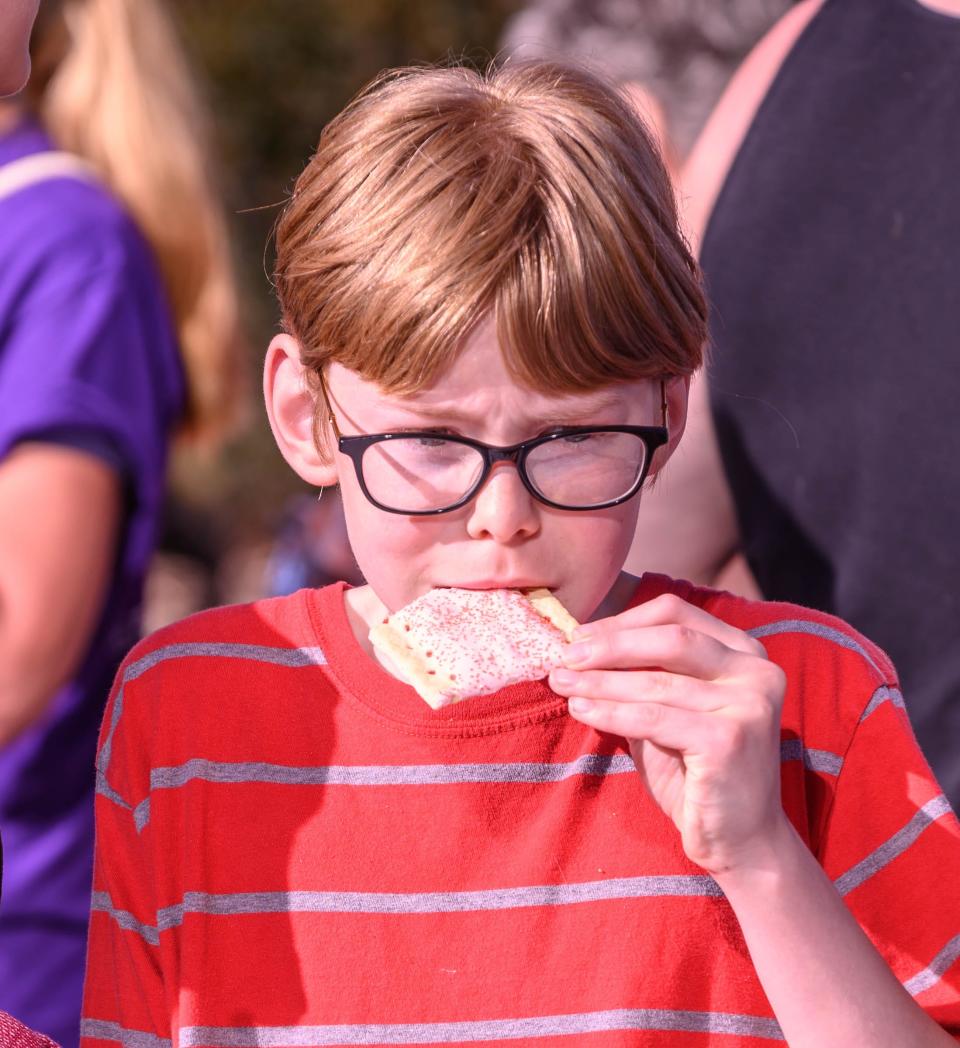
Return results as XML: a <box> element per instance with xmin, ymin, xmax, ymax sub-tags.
<box><xmin>680</xmin><ymin>0</ymin><xmax>827</xmax><ymax>249</ymax></box>
<box><xmin>0</xmin><ymin>162</ymin><xmax>158</xmax><ymax>300</ymax></box>
<box><xmin>99</xmin><ymin>591</ymin><xmax>331</xmax><ymax>794</ymax></box>
<box><xmin>118</xmin><ymin>590</ymin><xmax>326</xmax><ymax>685</ymax></box>
<box><xmin>637</xmin><ymin>573</ymin><xmax>898</xmax><ymax>726</ymax></box>
<box><xmin>2</xmin><ymin>167</ymin><xmax>133</xmax><ymax>246</ymax></box>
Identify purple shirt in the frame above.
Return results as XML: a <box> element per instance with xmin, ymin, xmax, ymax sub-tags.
<box><xmin>0</xmin><ymin>120</ymin><xmax>184</xmax><ymax>1046</ymax></box>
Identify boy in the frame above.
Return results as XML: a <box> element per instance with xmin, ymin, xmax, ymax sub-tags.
<box><xmin>81</xmin><ymin>62</ymin><xmax>960</xmax><ymax>1046</ymax></box>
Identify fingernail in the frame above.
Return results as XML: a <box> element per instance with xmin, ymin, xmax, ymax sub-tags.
<box><xmin>568</xmin><ymin>697</ymin><xmax>594</xmax><ymax>714</ymax></box>
<box><xmin>551</xmin><ymin>668</ymin><xmax>578</xmax><ymax>688</ymax></box>
<box><xmin>562</xmin><ymin>642</ymin><xmax>591</xmax><ymax>667</ymax></box>
<box><xmin>573</xmin><ymin>626</ymin><xmax>594</xmax><ymax>641</ymax></box>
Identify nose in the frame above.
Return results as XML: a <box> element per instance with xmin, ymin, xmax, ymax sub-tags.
<box><xmin>465</xmin><ymin>461</ymin><xmax>541</xmax><ymax>543</ymax></box>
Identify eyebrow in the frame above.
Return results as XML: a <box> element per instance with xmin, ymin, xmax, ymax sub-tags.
<box><xmin>388</xmin><ymin>390</ymin><xmax>627</xmax><ymax>427</ymax></box>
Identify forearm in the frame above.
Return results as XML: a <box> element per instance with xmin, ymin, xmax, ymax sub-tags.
<box><xmin>715</xmin><ymin>818</ymin><xmax>954</xmax><ymax>1048</ymax></box>
<box><xmin>0</xmin><ymin>627</ymin><xmax>85</xmax><ymax>744</ymax></box>
<box><xmin>0</xmin><ymin>656</ymin><xmax>63</xmax><ymax>745</ymax></box>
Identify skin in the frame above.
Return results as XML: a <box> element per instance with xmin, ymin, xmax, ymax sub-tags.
<box><xmin>626</xmin><ymin>0</ymin><xmax>960</xmax><ymax>591</ymax></box>
<box><xmin>0</xmin><ymin>8</ymin><xmax>125</xmax><ymax>746</ymax></box>
<box><xmin>0</xmin><ymin>0</ymin><xmax>41</xmax><ymax>97</ymax></box>
<box><xmin>624</xmin><ymin>0</ymin><xmax>827</xmax><ymax>591</ymax></box>
<box><xmin>266</xmin><ymin>317</ymin><xmax>952</xmax><ymax>1046</ymax></box>
<box><xmin>265</xmin><ymin>318</ymin><xmax>688</xmax><ymax>640</ymax></box>
<box><xmin>0</xmin><ymin>443</ymin><xmax>121</xmax><ymax>745</ymax></box>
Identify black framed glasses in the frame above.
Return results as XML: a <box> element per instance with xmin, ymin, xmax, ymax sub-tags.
<box><xmin>318</xmin><ymin>373</ymin><xmax>668</xmax><ymax>516</ymax></box>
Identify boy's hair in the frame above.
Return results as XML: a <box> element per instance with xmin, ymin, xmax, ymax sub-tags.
<box><xmin>274</xmin><ymin>60</ymin><xmax>706</xmax><ymax>433</ymax></box>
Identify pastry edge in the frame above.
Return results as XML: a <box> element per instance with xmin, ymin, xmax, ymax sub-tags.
<box><xmin>368</xmin><ymin>588</ymin><xmax>579</xmax><ymax>709</ymax></box>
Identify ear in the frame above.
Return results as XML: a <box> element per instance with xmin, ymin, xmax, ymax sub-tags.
<box><xmin>648</xmin><ymin>374</ymin><xmax>690</xmax><ymax>479</ymax></box>
<box><xmin>263</xmin><ymin>333</ymin><xmax>340</xmax><ymax>487</ymax></box>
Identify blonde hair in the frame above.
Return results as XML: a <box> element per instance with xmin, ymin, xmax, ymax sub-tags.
<box><xmin>27</xmin><ymin>0</ymin><xmax>245</xmax><ymax>445</ymax></box>
<box><xmin>274</xmin><ymin>60</ymin><xmax>707</xmax><ymax>446</ymax></box>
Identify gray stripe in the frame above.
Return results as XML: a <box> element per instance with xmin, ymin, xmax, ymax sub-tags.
<box><xmin>779</xmin><ymin>739</ymin><xmax>843</xmax><ymax>776</ymax></box>
<box><xmin>179</xmin><ymin>1008</ymin><xmax>783</xmax><ymax>1045</ymax></box>
<box><xmin>748</xmin><ymin>620</ymin><xmax>882</xmax><ymax>676</ymax></box>
<box><xmin>100</xmin><ymin>876</ymin><xmax>722</xmax><ymax>943</ymax></box>
<box><xmin>96</xmin><ymin>642</ymin><xmax>327</xmax><ymax>813</ymax></box>
<box><xmin>133</xmin><ymin>797</ymin><xmax>150</xmax><ymax>832</ymax></box>
<box><xmin>91</xmin><ymin>891</ymin><xmax>160</xmax><ymax>946</ymax></box>
<box><xmin>835</xmin><ymin>795</ymin><xmax>954</xmax><ymax>897</ymax></box>
<box><xmin>96</xmin><ymin>685</ymin><xmax>131</xmax><ymax>811</ymax></box>
<box><xmin>137</xmin><ymin>744</ymin><xmax>843</xmax><ymax>833</ymax></box>
<box><xmin>123</xmin><ymin>642</ymin><xmax>328</xmax><ymax>681</ymax></box>
<box><xmin>80</xmin><ymin>1019</ymin><xmax>171</xmax><ymax>1048</ymax></box>
<box><xmin>133</xmin><ymin>754</ymin><xmax>636</xmax><ymax>832</ymax></box>
<box><xmin>860</xmin><ymin>684</ymin><xmax>907</xmax><ymax>722</ymax></box>
<box><xmin>162</xmin><ymin>876</ymin><xmax>723</xmax><ymax>922</ymax></box>
<box><xmin>903</xmin><ymin>933</ymin><xmax>960</xmax><ymax>997</ymax></box>
<box><xmin>150</xmin><ymin>753</ymin><xmax>635</xmax><ymax>791</ymax></box>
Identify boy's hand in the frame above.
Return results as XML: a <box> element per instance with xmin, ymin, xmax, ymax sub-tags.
<box><xmin>548</xmin><ymin>593</ymin><xmax>788</xmax><ymax>876</ymax></box>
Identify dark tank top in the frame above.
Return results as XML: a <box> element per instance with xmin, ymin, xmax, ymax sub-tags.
<box><xmin>702</xmin><ymin>0</ymin><xmax>960</xmax><ymax>805</ymax></box>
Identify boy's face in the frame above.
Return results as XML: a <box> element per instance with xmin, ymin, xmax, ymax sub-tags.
<box><xmin>266</xmin><ymin>319</ymin><xmax>687</xmax><ymax>625</ymax></box>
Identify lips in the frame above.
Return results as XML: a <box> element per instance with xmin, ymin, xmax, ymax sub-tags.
<box><xmin>446</xmin><ymin>581</ymin><xmax>548</xmax><ymax>592</ymax></box>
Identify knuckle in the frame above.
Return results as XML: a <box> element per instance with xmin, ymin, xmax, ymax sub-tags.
<box><xmin>576</xmin><ymin>670</ymin><xmax>601</xmax><ymax>697</ymax></box>
<box><xmin>595</xmin><ymin>631</ymin><xmax>620</xmax><ymax>663</ymax></box>
<box><xmin>743</xmin><ymin>692</ymin><xmax>778</xmax><ymax>728</ymax></box>
<box><xmin>758</xmin><ymin>660</ymin><xmax>787</xmax><ymax>697</ymax></box>
<box><xmin>662</xmin><ymin>623</ymin><xmax>693</xmax><ymax>656</ymax></box>
<box><xmin>653</xmin><ymin>593</ymin><xmax>686</xmax><ymax>620</ymax></box>
<box><xmin>715</xmin><ymin>718</ymin><xmax>746</xmax><ymax>753</ymax></box>
<box><xmin>635</xmin><ymin>702</ymin><xmax>663</xmax><ymax>726</ymax></box>
<box><xmin>746</xmin><ymin>636</ymin><xmax>768</xmax><ymax>659</ymax></box>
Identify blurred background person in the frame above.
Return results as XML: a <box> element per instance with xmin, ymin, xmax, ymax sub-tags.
<box><xmin>0</xmin><ymin>1</ymin><xmax>41</xmax><ymax>95</ymax></box>
<box><xmin>0</xmin><ymin>0</ymin><xmax>244</xmax><ymax>1042</ymax></box>
<box><xmin>265</xmin><ymin>489</ymin><xmax>364</xmax><ymax>598</ymax></box>
<box><xmin>500</xmin><ymin>0</ymin><xmax>794</xmax><ymax>178</ymax></box>
<box><xmin>626</xmin><ymin>0</ymin><xmax>960</xmax><ymax>809</ymax></box>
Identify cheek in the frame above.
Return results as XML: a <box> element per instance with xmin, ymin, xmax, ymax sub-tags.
<box><xmin>552</xmin><ymin>505</ymin><xmax>638</xmax><ymax>617</ymax></box>
<box><xmin>338</xmin><ymin>488</ymin><xmax>440</xmax><ymax>606</ymax></box>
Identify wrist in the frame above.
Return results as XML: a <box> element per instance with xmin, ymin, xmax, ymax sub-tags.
<box><xmin>708</xmin><ymin>813</ymin><xmax>809</xmax><ymax>897</ymax></box>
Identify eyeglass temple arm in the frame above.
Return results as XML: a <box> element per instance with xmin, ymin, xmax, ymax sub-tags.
<box><xmin>317</xmin><ymin>368</ymin><xmax>343</xmax><ymax>439</ymax></box>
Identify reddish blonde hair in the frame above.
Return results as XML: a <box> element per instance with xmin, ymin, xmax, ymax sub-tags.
<box><xmin>28</xmin><ymin>0</ymin><xmax>246</xmax><ymax>447</ymax></box>
<box><xmin>274</xmin><ymin>60</ymin><xmax>706</xmax><ymax>427</ymax></box>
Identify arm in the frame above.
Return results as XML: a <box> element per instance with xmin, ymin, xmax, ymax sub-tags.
<box><xmin>0</xmin><ymin>441</ymin><xmax>121</xmax><ymax>745</ymax></box>
<box><xmin>715</xmin><ymin>820</ymin><xmax>955</xmax><ymax>1047</ymax></box>
<box><xmin>549</xmin><ymin>596</ymin><xmax>959</xmax><ymax>1045</ymax></box>
<box><xmin>625</xmin><ymin>0</ymin><xmax>826</xmax><ymax>587</ymax></box>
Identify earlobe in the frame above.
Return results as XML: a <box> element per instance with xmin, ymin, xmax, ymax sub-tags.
<box><xmin>263</xmin><ymin>334</ymin><xmax>340</xmax><ymax>487</ymax></box>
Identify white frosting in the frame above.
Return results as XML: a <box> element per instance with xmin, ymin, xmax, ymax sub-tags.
<box><xmin>390</xmin><ymin>588</ymin><xmax>567</xmax><ymax>702</ymax></box>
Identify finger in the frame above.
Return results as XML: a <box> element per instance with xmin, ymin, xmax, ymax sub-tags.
<box><xmin>550</xmin><ymin>665</ymin><xmax>726</xmax><ymax>711</ymax></box>
<box><xmin>580</xmin><ymin>592</ymin><xmax>766</xmax><ymax>659</ymax></box>
<box><xmin>562</xmin><ymin>622</ymin><xmax>751</xmax><ymax>680</ymax></box>
<box><xmin>567</xmin><ymin>695</ymin><xmax>722</xmax><ymax>753</ymax></box>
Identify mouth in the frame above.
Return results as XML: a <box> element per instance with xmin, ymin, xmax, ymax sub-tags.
<box><xmin>444</xmin><ymin>581</ymin><xmax>550</xmax><ymax>592</ymax></box>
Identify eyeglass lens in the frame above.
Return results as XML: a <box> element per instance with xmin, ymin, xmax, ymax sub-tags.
<box><xmin>359</xmin><ymin>432</ymin><xmax>649</xmax><ymax>512</ymax></box>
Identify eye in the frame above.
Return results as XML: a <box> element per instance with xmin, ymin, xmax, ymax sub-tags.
<box><xmin>560</xmin><ymin>432</ymin><xmax>596</xmax><ymax>444</ymax></box>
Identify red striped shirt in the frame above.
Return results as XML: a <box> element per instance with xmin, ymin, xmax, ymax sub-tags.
<box><xmin>81</xmin><ymin>576</ymin><xmax>960</xmax><ymax>1046</ymax></box>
